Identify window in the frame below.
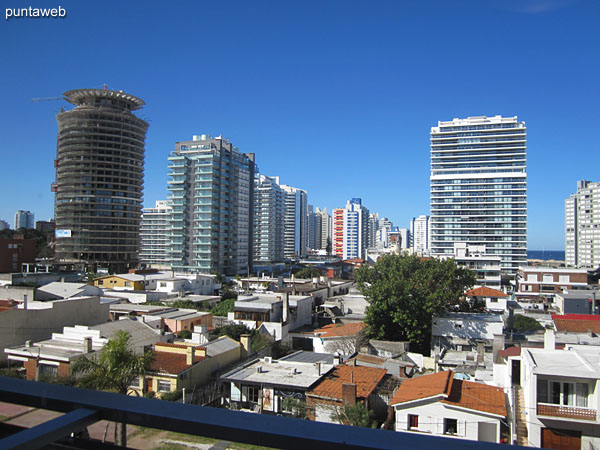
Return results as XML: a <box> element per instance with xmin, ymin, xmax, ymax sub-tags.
<box><xmin>124</xmin><ymin>281</ymin><xmax>131</xmax><ymax>287</ymax></box>
<box><xmin>160</xmin><ymin>282</ymin><xmax>167</xmax><ymax>287</ymax></box>
<box><xmin>157</xmin><ymin>380</ymin><xmax>171</xmax><ymax>393</ymax></box>
<box><xmin>444</xmin><ymin>418</ymin><xmax>458</xmax><ymax>435</ymax></box>
<box><xmin>98</xmin><ymin>280</ymin><xmax>103</xmax><ymax>285</ymax></box>
<box><xmin>38</xmin><ymin>363</ymin><xmax>58</xmax><ymax>379</ymax></box>
<box><xmin>129</xmin><ymin>377</ymin><xmax>140</xmax><ymax>388</ymax></box>
<box><xmin>537</xmin><ymin>379</ymin><xmax>589</xmax><ymax>407</ymax></box>
<box><xmin>246</xmin><ymin>386</ymin><xmax>259</xmax><ymax>403</ymax></box>
<box><xmin>408</xmin><ymin>414</ymin><xmax>419</xmax><ymax>430</ymax></box>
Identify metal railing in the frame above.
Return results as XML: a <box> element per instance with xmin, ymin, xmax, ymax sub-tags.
<box><xmin>0</xmin><ymin>376</ymin><xmax>520</xmax><ymax>450</ymax></box>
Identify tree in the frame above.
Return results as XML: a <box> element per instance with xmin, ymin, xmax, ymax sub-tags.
<box><xmin>72</xmin><ymin>331</ymin><xmax>154</xmax><ymax>446</ymax></box>
<box><xmin>210</xmin><ymin>298</ymin><xmax>236</xmax><ymax>316</ymax></box>
<box><xmin>331</xmin><ymin>402</ymin><xmax>376</xmax><ymax>428</ymax></box>
<box><xmin>355</xmin><ymin>253</ymin><xmax>476</xmax><ymax>353</ymax></box>
<box><xmin>512</xmin><ymin>314</ymin><xmax>544</xmax><ymax>332</ymax></box>
<box><xmin>294</xmin><ymin>267</ymin><xmax>322</xmax><ymax>279</ymax></box>
<box><xmin>177</xmin><ymin>329</ymin><xmax>192</xmax><ymax>339</ymax></box>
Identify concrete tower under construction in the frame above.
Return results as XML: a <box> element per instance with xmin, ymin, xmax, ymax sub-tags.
<box><xmin>53</xmin><ymin>88</ymin><xmax>148</xmax><ymax>272</ymax></box>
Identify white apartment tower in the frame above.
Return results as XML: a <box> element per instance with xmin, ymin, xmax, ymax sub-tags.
<box><xmin>167</xmin><ymin>135</ymin><xmax>256</xmax><ymax>275</ymax></box>
<box><xmin>318</xmin><ymin>207</ymin><xmax>332</xmax><ymax>253</ymax></box>
<box><xmin>410</xmin><ymin>215</ymin><xmax>430</xmax><ymax>254</ymax></box>
<box><xmin>254</xmin><ymin>175</ymin><xmax>285</xmax><ymax>263</ymax></box>
<box><xmin>430</xmin><ymin>116</ymin><xmax>527</xmax><ymax>274</ymax></box>
<box><xmin>281</xmin><ymin>184</ymin><xmax>308</xmax><ymax>259</ymax></box>
<box><xmin>566</xmin><ymin>180</ymin><xmax>600</xmax><ymax>268</ymax></box>
<box><xmin>140</xmin><ymin>200</ymin><xmax>172</xmax><ymax>267</ymax></box>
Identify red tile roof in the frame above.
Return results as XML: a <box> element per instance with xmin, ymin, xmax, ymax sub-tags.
<box><xmin>391</xmin><ymin>370</ymin><xmax>506</xmax><ymax>417</ymax></box>
<box><xmin>308</xmin><ymin>365</ymin><xmax>387</xmax><ymax>401</ymax></box>
<box><xmin>150</xmin><ymin>351</ymin><xmax>206</xmax><ymax>375</ymax></box>
<box><xmin>315</xmin><ymin>322</ymin><xmax>366</xmax><ymax>338</ymax></box>
<box><xmin>466</xmin><ymin>287</ymin><xmax>508</xmax><ymax>298</ymax></box>
<box><xmin>498</xmin><ymin>346</ymin><xmax>522</xmax><ymax>358</ymax></box>
<box><xmin>553</xmin><ymin>314</ymin><xmax>600</xmax><ymax>333</ymax></box>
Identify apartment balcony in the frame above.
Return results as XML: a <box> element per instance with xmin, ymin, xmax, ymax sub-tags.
<box><xmin>537</xmin><ymin>403</ymin><xmax>597</xmax><ymax>421</ymax></box>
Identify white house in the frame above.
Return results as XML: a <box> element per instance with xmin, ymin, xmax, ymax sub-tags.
<box><xmin>391</xmin><ymin>370</ymin><xmax>507</xmax><ymax>443</ymax></box>
<box><xmin>431</xmin><ymin>313</ymin><xmax>504</xmax><ymax>355</ymax></box>
<box><xmin>465</xmin><ymin>286</ymin><xmax>509</xmax><ymax>313</ymax></box>
<box><xmin>228</xmin><ymin>293</ymin><xmax>313</xmax><ymax>341</ymax></box>
<box><xmin>518</xmin><ymin>331</ymin><xmax>600</xmax><ymax>449</ymax></box>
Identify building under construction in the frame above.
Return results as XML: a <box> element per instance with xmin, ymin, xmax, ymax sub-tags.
<box><xmin>53</xmin><ymin>88</ymin><xmax>148</xmax><ymax>273</ymax></box>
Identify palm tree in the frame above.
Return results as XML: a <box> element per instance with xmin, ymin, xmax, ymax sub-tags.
<box><xmin>72</xmin><ymin>330</ymin><xmax>154</xmax><ymax>446</ymax></box>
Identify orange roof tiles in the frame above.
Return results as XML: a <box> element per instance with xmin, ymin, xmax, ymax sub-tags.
<box><xmin>553</xmin><ymin>315</ymin><xmax>600</xmax><ymax>334</ymax></box>
<box><xmin>308</xmin><ymin>365</ymin><xmax>387</xmax><ymax>400</ymax></box>
<box><xmin>390</xmin><ymin>370</ymin><xmax>452</xmax><ymax>404</ymax></box>
<box><xmin>391</xmin><ymin>370</ymin><xmax>506</xmax><ymax>417</ymax></box>
<box><xmin>150</xmin><ymin>351</ymin><xmax>206</xmax><ymax>375</ymax></box>
<box><xmin>315</xmin><ymin>322</ymin><xmax>366</xmax><ymax>338</ymax></box>
<box><xmin>466</xmin><ymin>287</ymin><xmax>508</xmax><ymax>298</ymax></box>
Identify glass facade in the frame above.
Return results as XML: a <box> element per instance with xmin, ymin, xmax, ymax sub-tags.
<box><xmin>430</xmin><ymin>116</ymin><xmax>527</xmax><ymax>274</ymax></box>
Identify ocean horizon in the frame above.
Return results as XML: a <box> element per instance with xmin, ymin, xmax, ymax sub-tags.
<box><xmin>527</xmin><ymin>250</ymin><xmax>565</xmax><ymax>261</ymax></box>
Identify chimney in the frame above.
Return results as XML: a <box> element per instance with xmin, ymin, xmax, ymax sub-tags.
<box><xmin>23</xmin><ymin>294</ymin><xmax>28</xmax><ymax>310</ymax></box>
<box><xmin>476</xmin><ymin>342</ymin><xmax>485</xmax><ymax>364</ymax></box>
<box><xmin>315</xmin><ymin>362</ymin><xmax>322</xmax><ymax>376</ymax></box>
<box><xmin>342</xmin><ymin>383</ymin><xmax>357</xmax><ymax>406</ymax></box>
<box><xmin>240</xmin><ymin>334</ymin><xmax>251</xmax><ymax>357</ymax></box>
<box><xmin>186</xmin><ymin>346</ymin><xmax>195</xmax><ymax>365</ymax></box>
<box><xmin>492</xmin><ymin>334</ymin><xmax>505</xmax><ymax>364</ymax></box>
<box><xmin>84</xmin><ymin>337</ymin><xmax>93</xmax><ymax>354</ymax></box>
<box><xmin>25</xmin><ymin>340</ymin><xmax>32</xmax><ymax>348</ymax></box>
<box><xmin>283</xmin><ymin>293</ymin><xmax>289</xmax><ymax>323</ymax></box>
<box><xmin>544</xmin><ymin>328</ymin><xmax>556</xmax><ymax>350</ymax></box>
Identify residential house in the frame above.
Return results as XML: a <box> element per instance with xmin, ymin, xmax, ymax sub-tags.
<box><xmin>554</xmin><ymin>290</ymin><xmax>600</xmax><ymax>315</ymax></box>
<box><xmin>306</xmin><ymin>364</ymin><xmax>388</xmax><ymax>424</ymax></box>
<box><xmin>391</xmin><ymin>370</ymin><xmax>507</xmax><ymax>443</ymax></box>
<box><xmin>0</xmin><ymin>296</ymin><xmax>109</xmax><ymax>364</ymax></box>
<box><xmin>293</xmin><ymin>322</ymin><xmax>366</xmax><ymax>357</ymax></box>
<box><xmin>431</xmin><ymin>313</ymin><xmax>504</xmax><ymax>355</ymax></box>
<box><xmin>4</xmin><ymin>319</ymin><xmax>167</xmax><ymax>380</ymax></box>
<box><xmin>136</xmin><ymin>336</ymin><xmax>243</xmax><ymax>398</ymax></box>
<box><xmin>519</xmin><ymin>341</ymin><xmax>600</xmax><ymax>449</ymax></box>
<box><xmin>35</xmin><ymin>282</ymin><xmax>104</xmax><ymax>301</ymax></box>
<box><xmin>220</xmin><ymin>355</ymin><xmax>334</xmax><ymax>415</ymax></box>
<box><xmin>465</xmin><ymin>286</ymin><xmax>509</xmax><ymax>313</ymax></box>
<box><xmin>552</xmin><ymin>314</ymin><xmax>600</xmax><ymax>335</ymax></box>
<box><xmin>515</xmin><ymin>266</ymin><xmax>588</xmax><ymax>302</ymax></box>
<box><xmin>228</xmin><ymin>293</ymin><xmax>313</xmax><ymax>341</ymax></box>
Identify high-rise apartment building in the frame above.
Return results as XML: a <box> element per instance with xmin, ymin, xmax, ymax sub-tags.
<box><xmin>140</xmin><ymin>200</ymin><xmax>172</xmax><ymax>267</ymax></box>
<box><xmin>167</xmin><ymin>135</ymin><xmax>256</xmax><ymax>275</ymax></box>
<box><xmin>54</xmin><ymin>89</ymin><xmax>148</xmax><ymax>271</ymax></box>
<box><xmin>318</xmin><ymin>207</ymin><xmax>332</xmax><ymax>253</ymax></box>
<box><xmin>333</xmin><ymin>198</ymin><xmax>369</xmax><ymax>260</ymax></box>
<box><xmin>430</xmin><ymin>115</ymin><xmax>527</xmax><ymax>273</ymax></box>
<box><xmin>281</xmin><ymin>184</ymin><xmax>308</xmax><ymax>259</ymax></box>
<box><xmin>410</xmin><ymin>215</ymin><xmax>430</xmax><ymax>254</ymax></box>
<box><xmin>307</xmin><ymin>205</ymin><xmax>320</xmax><ymax>251</ymax></box>
<box><xmin>254</xmin><ymin>175</ymin><xmax>285</xmax><ymax>264</ymax></box>
<box><xmin>566</xmin><ymin>180</ymin><xmax>600</xmax><ymax>268</ymax></box>
<box><xmin>14</xmin><ymin>211</ymin><xmax>34</xmax><ymax>230</ymax></box>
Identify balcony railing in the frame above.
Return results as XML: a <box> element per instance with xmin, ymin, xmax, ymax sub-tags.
<box><xmin>537</xmin><ymin>403</ymin><xmax>597</xmax><ymax>421</ymax></box>
<box><xmin>0</xmin><ymin>376</ymin><xmax>517</xmax><ymax>450</ymax></box>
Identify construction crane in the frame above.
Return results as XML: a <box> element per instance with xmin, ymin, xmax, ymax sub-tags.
<box><xmin>31</xmin><ymin>96</ymin><xmax>63</xmax><ymax>102</ymax></box>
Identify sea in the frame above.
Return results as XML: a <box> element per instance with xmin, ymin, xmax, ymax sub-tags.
<box><xmin>527</xmin><ymin>250</ymin><xmax>565</xmax><ymax>261</ymax></box>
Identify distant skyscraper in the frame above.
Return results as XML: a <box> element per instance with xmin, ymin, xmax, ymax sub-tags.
<box><xmin>140</xmin><ymin>200</ymin><xmax>172</xmax><ymax>267</ymax></box>
<box><xmin>281</xmin><ymin>184</ymin><xmax>308</xmax><ymax>259</ymax></box>
<box><xmin>410</xmin><ymin>215</ymin><xmax>430</xmax><ymax>254</ymax></box>
<box><xmin>167</xmin><ymin>134</ymin><xmax>256</xmax><ymax>275</ymax></box>
<box><xmin>566</xmin><ymin>180</ymin><xmax>600</xmax><ymax>268</ymax></box>
<box><xmin>430</xmin><ymin>115</ymin><xmax>527</xmax><ymax>273</ymax></box>
<box><xmin>0</xmin><ymin>220</ymin><xmax>9</xmax><ymax>231</ymax></box>
<box><xmin>333</xmin><ymin>198</ymin><xmax>369</xmax><ymax>260</ymax></box>
<box><xmin>14</xmin><ymin>210</ymin><xmax>34</xmax><ymax>230</ymax></box>
<box><xmin>254</xmin><ymin>175</ymin><xmax>285</xmax><ymax>263</ymax></box>
<box><xmin>54</xmin><ymin>89</ymin><xmax>148</xmax><ymax>272</ymax></box>
<box><xmin>307</xmin><ymin>205</ymin><xmax>321</xmax><ymax>251</ymax></box>
<box><xmin>318</xmin><ymin>207</ymin><xmax>332</xmax><ymax>253</ymax></box>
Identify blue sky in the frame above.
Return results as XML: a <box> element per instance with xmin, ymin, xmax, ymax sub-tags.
<box><xmin>1</xmin><ymin>0</ymin><xmax>598</xmax><ymax>250</ymax></box>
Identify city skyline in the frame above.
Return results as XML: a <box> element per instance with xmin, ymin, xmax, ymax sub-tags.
<box><xmin>2</xmin><ymin>0</ymin><xmax>599</xmax><ymax>250</ymax></box>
